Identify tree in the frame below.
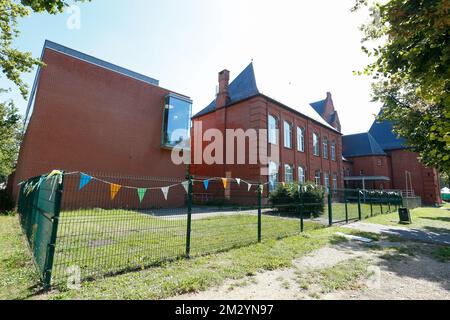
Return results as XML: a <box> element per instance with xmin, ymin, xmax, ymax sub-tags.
<box><xmin>0</xmin><ymin>91</ymin><xmax>21</xmax><ymax>183</ymax></box>
<box><xmin>353</xmin><ymin>0</ymin><xmax>450</xmax><ymax>174</ymax></box>
<box><xmin>0</xmin><ymin>0</ymin><xmax>89</xmax><ymax>182</ymax></box>
<box><xmin>1</xmin><ymin>0</ymin><xmax>88</xmax><ymax>99</ymax></box>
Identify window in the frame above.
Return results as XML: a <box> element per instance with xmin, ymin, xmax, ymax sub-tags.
<box><xmin>377</xmin><ymin>159</ymin><xmax>383</xmax><ymax>166</ymax></box>
<box><xmin>268</xmin><ymin>161</ymin><xmax>279</xmax><ymax>192</ymax></box>
<box><xmin>314</xmin><ymin>170</ymin><xmax>321</xmax><ymax>186</ymax></box>
<box><xmin>360</xmin><ymin>170</ymin><xmax>365</xmax><ymax>176</ymax></box>
<box><xmin>284</xmin><ymin>121</ymin><xmax>292</xmax><ymax>148</ymax></box>
<box><xmin>162</xmin><ymin>94</ymin><xmax>192</xmax><ymax>147</ymax></box>
<box><xmin>297</xmin><ymin>127</ymin><xmax>305</xmax><ymax>152</ymax></box>
<box><xmin>313</xmin><ymin>133</ymin><xmax>320</xmax><ymax>156</ymax></box>
<box><xmin>331</xmin><ymin>141</ymin><xmax>336</xmax><ymax>161</ymax></box>
<box><xmin>332</xmin><ymin>173</ymin><xmax>338</xmax><ymax>191</ymax></box>
<box><xmin>324</xmin><ymin>172</ymin><xmax>330</xmax><ymax>189</ymax></box>
<box><xmin>268</xmin><ymin>115</ymin><xmax>278</xmax><ymax>145</ymax></box>
<box><xmin>323</xmin><ymin>137</ymin><xmax>329</xmax><ymax>159</ymax></box>
<box><xmin>284</xmin><ymin>164</ymin><xmax>294</xmax><ymax>183</ymax></box>
<box><xmin>298</xmin><ymin>166</ymin><xmax>305</xmax><ymax>184</ymax></box>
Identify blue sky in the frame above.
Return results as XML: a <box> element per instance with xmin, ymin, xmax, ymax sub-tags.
<box><xmin>0</xmin><ymin>0</ymin><xmax>381</xmax><ymax>134</ymax></box>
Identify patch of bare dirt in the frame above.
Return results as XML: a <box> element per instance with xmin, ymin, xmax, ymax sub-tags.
<box><xmin>170</xmin><ymin>241</ymin><xmax>450</xmax><ymax>300</ymax></box>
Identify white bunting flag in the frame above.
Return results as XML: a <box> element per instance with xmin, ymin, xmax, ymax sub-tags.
<box><xmin>247</xmin><ymin>183</ymin><xmax>252</xmax><ymax>191</ymax></box>
<box><xmin>161</xmin><ymin>186</ymin><xmax>170</xmax><ymax>200</ymax></box>
<box><xmin>235</xmin><ymin>178</ymin><xmax>241</xmax><ymax>185</ymax></box>
<box><xmin>181</xmin><ymin>181</ymin><xmax>189</xmax><ymax>194</ymax></box>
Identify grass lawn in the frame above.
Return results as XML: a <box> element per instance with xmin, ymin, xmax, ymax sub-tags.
<box><xmin>0</xmin><ymin>212</ymin><xmax>375</xmax><ymax>300</ymax></box>
<box><xmin>364</xmin><ymin>205</ymin><xmax>450</xmax><ymax>232</ymax></box>
<box><xmin>52</xmin><ymin>209</ymin><xmax>323</xmax><ymax>285</ymax></box>
<box><xmin>0</xmin><ymin>214</ymin><xmax>40</xmax><ymax>300</ymax></box>
<box><xmin>325</xmin><ymin>202</ymin><xmax>396</xmax><ymax>223</ymax></box>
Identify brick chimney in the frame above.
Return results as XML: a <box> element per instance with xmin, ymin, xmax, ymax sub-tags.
<box><xmin>216</xmin><ymin>69</ymin><xmax>230</xmax><ymax>108</ymax></box>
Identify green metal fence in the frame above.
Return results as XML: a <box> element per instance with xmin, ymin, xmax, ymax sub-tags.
<box><xmin>17</xmin><ymin>172</ymin><xmax>64</xmax><ymax>289</ymax></box>
<box><xmin>17</xmin><ymin>172</ymin><xmax>402</xmax><ymax>288</ymax></box>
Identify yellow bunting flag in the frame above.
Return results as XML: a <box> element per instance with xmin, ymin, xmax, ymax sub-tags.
<box><xmin>282</xmin><ymin>182</ymin><xmax>286</xmax><ymax>187</ymax></box>
<box><xmin>221</xmin><ymin>178</ymin><xmax>228</xmax><ymax>189</ymax></box>
<box><xmin>110</xmin><ymin>183</ymin><xmax>121</xmax><ymax>200</ymax></box>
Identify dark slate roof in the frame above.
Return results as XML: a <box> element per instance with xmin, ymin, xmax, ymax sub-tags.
<box><xmin>194</xmin><ymin>63</ymin><xmax>259</xmax><ymax>118</ymax></box>
<box><xmin>342</xmin><ymin>133</ymin><xmax>387</xmax><ymax>157</ymax></box>
<box><xmin>369</xmin><ymin>111</ymin><xmax>406</xmax><ymax>150</ymax></box>
<box><xmin>310</xmin><ymin>99</ymin><xmax>326</xmax><ymax>116</ymax></box>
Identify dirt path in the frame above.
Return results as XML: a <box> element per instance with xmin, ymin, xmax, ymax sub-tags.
<box><xmin>170</xmin><ymin>240</ymin><xmax>450</xmax><ymax>300</ymax></box>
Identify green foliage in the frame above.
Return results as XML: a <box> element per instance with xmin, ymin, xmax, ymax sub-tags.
<box><xmin>0</xmin><ymin>93</ymin><xmax>22</xmax><ymax>183</ymax></box>
<box><xmin>0</xmin><ymin>0</ymin><xmax>90</xmax><ymax>99</ymax></box>
<box><xmin>0</xmin><ymin>190</ymin><xmax>15</xmax><ymax>212</ymax></box>
<box><xmin>269</xmin><ymin>182</ymin><xmax>325</xmax><ymax>217</ymax></box>
<box><xmin>354</xmin><ymin>0</ymin><xmax>450</xmax><ymax>173</ymax></box>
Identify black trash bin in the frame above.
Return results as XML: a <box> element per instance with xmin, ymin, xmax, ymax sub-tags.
<box><xmin>398</xmin><ymin>207</ymin><xmax>412</xmax><ymax>224</ymax></box>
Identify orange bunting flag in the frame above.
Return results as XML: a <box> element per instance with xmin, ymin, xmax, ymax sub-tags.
<box><xmin>110</xmin><ymin>183</ymin><xmax>121</xmax><ymax>200</ymax></box>
<box><xmin>221</xmin><ymin>178</ymin><xmax>228</xmax><ymax>189</ymax></box>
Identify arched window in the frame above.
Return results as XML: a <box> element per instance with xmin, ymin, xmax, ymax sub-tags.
<box><xmin>297</xmin><ymin>127</ymin><xmax>305</xmax><ymax>152</ymax></box>
<box><xmin>331</xmin><ymin>141</ymin><xmax>336</xmax><ymax>161</ymax></box>
<box><xmin>313</xmin><ymin>133</ymin><xmax>320</xmax><ymax>156</ymax></box>
<box><xmin>268</xmin><ymin>161</ymin><xmax>279</xmax><ymax>192</ymax></box>
<box><xmin>333</xmin><ymin>173</ymin><xmax>338</xmax><ymax>191</ymax></box>
<box><xmin>314</xmin><ymin>170</ymin><xmax>321</xmax><ymax>186</ymax></box>
<box><xmin>284</xmin><ymin>164</ymin><xmax>294</xmax><ymax>183</ymax></box>
<box><xmin>298</xmin><ymin>166</ymin><xmax>305</xmax><ymax>184</ymax></box>
<box><xmin>284</xmin><ymin>121</ymin><xmax>292</xmax><ymax>148</ymax></box>
<box><xmin>268</xmin><ymin>115</ymin><xmax>278</xmax><ymax>145</ymax></box>
<box><xmin>323</xmin><ymin>137</ymin><xmax>329</xmax><ymax>159</ymax></box>
<box><xmin>324</xmin><ymin>172</ymin><xmax>330</xmax><ymax>188</ymax></box>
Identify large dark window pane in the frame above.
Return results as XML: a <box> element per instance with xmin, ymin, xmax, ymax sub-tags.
<box><xmin>162</xmin><ymin>94</ymin><xmax>192</xmax><ymax>147</ymax></box>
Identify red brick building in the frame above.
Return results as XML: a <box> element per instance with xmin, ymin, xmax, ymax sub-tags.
<box><xmin>11</xmin><ymin>41</ymin><xmax>192</xmax><ymax>203</ymax></box>
<box><xmin>340</xmin><ymin>114</ymin><xmax>441</xmax><ymax>205</ymax></box>
<box><xmin>190</xmin><ymin>63</ymin><xmax>344</xmax><ymax>193</ymax></box>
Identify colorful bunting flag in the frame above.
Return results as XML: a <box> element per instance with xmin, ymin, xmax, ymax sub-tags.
<box><xmin>235</xmin><ymin>178</ymin><xmax>241</xmax><ymax>185</ymax></box>
<box><xmin>137</xmin><ymin>188</ymin><xmax>147</xmax><ymax>203</ymax></box>
<box><xmin>260</xmin><ymin>185</ymin><xmax>264</xmax><ymax>193</ymax></box>
<box><xmin>203</xmin><ymin>179</ymin><xmax>209</xmax><ymax>190</ymax></box>
<box><xmin>181</xmin><ymin>181</ymin><xmax>189</xmax><ymax>194</ymax></box>
<box><xmin>282</xmin><ymin>182</ymin><xmax>286</xmax><ymax>187</ymax></box>
<box><xmin>79</xmin><ymin>173</ymin><xmax>92</xmax><ymax>190</ymax></box>
<box><xmin>161</xmin><ymin>186</ymin><xmax>170</xmax><ymax>200</ymax></box>
<box><xmin>110</xmin><ymin>183</ymin><xmax>121</xmax><ymax>200</ymax></box>
<box><xmin>222</xmin><ymin>178</ymin><xmax>228</xmax><ymax>189</ymax></box>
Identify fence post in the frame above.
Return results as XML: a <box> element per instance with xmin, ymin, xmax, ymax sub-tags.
<box><xmin>300</xmin><ymin>187</ymin><xmax>304</xmax><ymax>232</ymax></box>
<box><xmin>185</xmin><ymin>176</ymin><xmax>193</xmax><ymax>259</ymax></box>
<box><xmin>258</xmin><ymin>183</ymin><xmax>262</xmax><ymax>242</ymax></box>
<box><xmin>327</xmin><ymin>188</ymin><xmax>332</xmax><ymax>226</ymax></box>
<box><xmin>357</xmin><ymin>189</ymin><xmax>362</xmax><ymax>220</ymax></box>
<box><xmin>387</xmin><ymin>193</ymin><xmax>391</xmax><ymax>212</ymax></box>
<box><xmin>43</xmin><ymin>172</ymin><xmax>64</xmax><ymax>290</ymax></box>
<box><xmin>344</xmin><ymin>189</ymin><xmax>349</xmax><ymax>224</ymax></box>
<box><xmin>380</xmin><ymin>192</ymin><xmax>383</xmax><ymax>214</ymax></box>
<box><xmin>370</xmin><ymin>192</ymin><xmax>373</xmax><ymax>216</ymax></box>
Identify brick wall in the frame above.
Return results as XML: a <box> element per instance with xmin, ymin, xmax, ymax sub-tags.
<box><xmin>12</xmin><ymin>48</ymin><xmax>188</xmax><ymax>201</ymax></box>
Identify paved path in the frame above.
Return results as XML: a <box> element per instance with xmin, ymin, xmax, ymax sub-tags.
<box><xmin>343</xmin><ymin>222</ymin><xmax>450</xmax><ymax>245</ymax></box>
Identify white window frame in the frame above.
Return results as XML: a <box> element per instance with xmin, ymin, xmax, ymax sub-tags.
<box><xmin>323</xmin><ymin>137</ymin><xmax>329</xmax><ymax>159</ymax></box>
<box><xmin>324</xmin><ymin>172</ymin><xmax>330</xmax><ymax>189</ymax></box>
<box><xmin>268</xmin><ymin>115</ymin><xmax>278</xmax><ymax>145</ymax></box>
<box><xmin>314</xmin><ymin>170</ymin><xmax>321</xmax><ymax>186</ymax></box>
<box><xmin>268</xmin><ymin>161</ymin><xmax>279</xmax><ymax>192</ymax></box>
<box><xmin>296</xmin><ymin>127</ymin><xmax>305</xmax><ymax>152</ymax></box>
<box><xmin>298</xmin><ymin>166</ymin><xmax>305</xmax><ymax>184</ymax></box>
<box><xmin>313</xmin><ymin>133</ymin><xmax>320</xmax><ymax>156</ymax></box>
<box><xmin>284</xmin><ymin>164</ymin><xmax>294</xmax><ymax>183</ymax></box>
<box><xmin>331</xmin><ymin>141</ymin><xmax>336</xmax><ymax>161</ymax></box>
<box><xmin>332</xmin><ymin>173</ymin><xmax>338</xmax><ymax>191</ymax></box>
<box><xmin>284</xmin><ymin>121</ymin><xmax>292</xmax><ymax>149</ymax></box>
